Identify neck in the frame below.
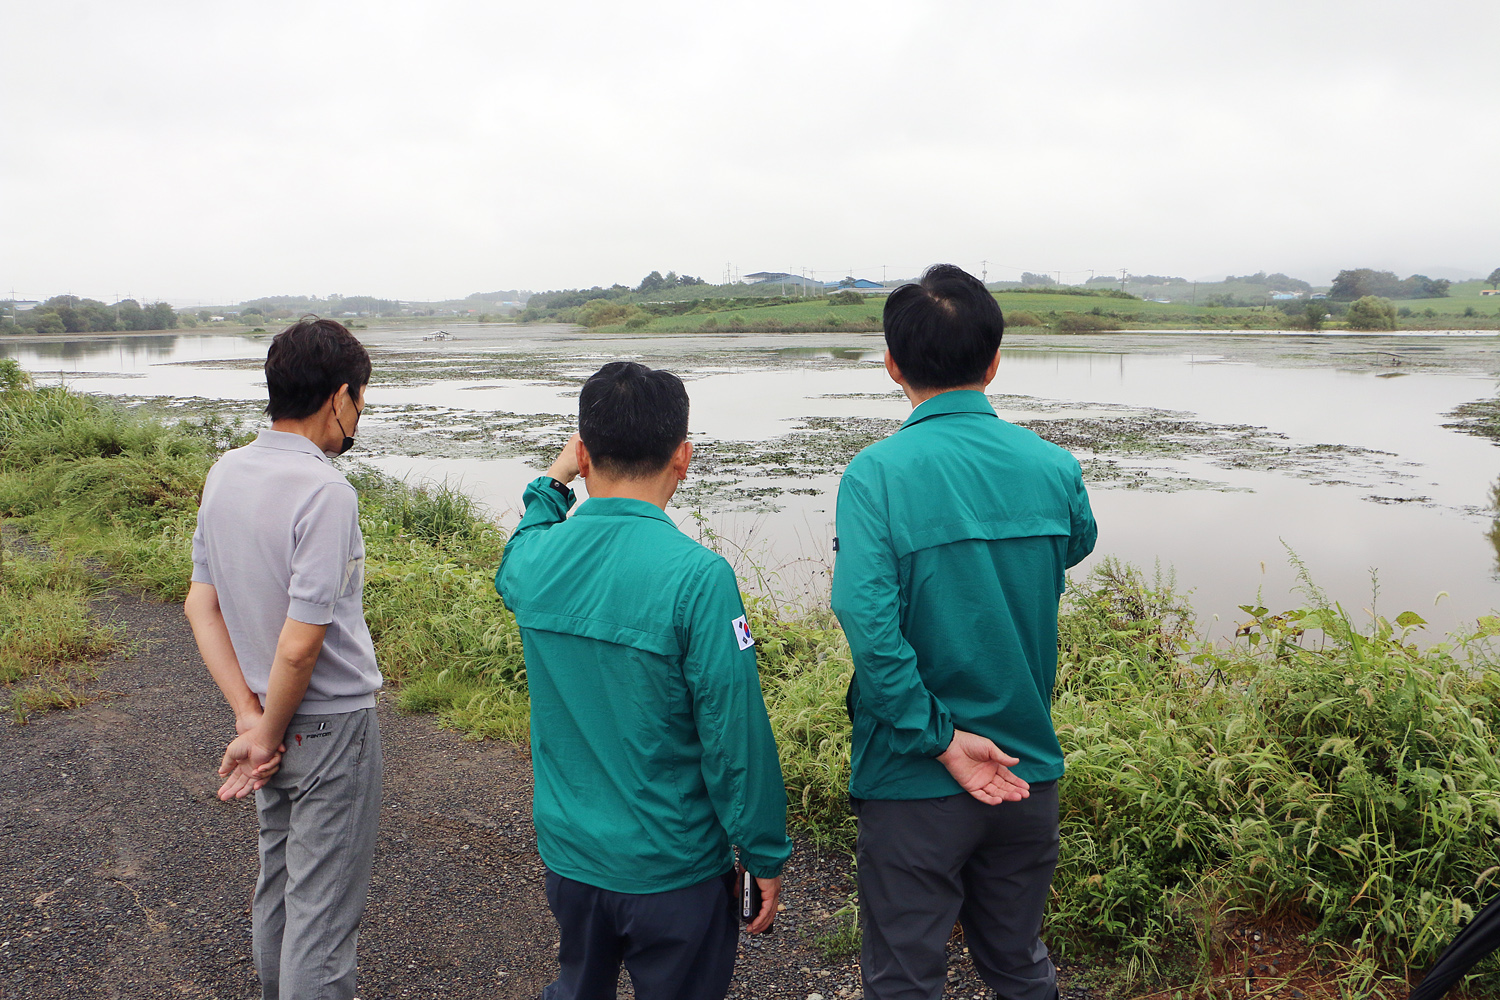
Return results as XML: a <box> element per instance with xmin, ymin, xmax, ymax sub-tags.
<box><xmin>584</xmin><ymin>469</ymin><xmax>679</xmax><ymax>511</ymax></box>
<box><xmin>271</xmin><ymin>416</ymin><xmax>335</xmax><ymax>452</ymax></box>
<box><xmin>902</xmin><ymin>383</ymin><xmax>984</xmax><ymax>408</ymax></box>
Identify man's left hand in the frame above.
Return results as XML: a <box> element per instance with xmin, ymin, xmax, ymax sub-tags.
<box><xmin>747</xmin><ymin>876</ymin><xmax>781</xmax><ymax>935</ymax></box>
<box><xmin>937</xmin><ymin>729</ymin><xmax>1030</xmax><ymax>805</ymax></box>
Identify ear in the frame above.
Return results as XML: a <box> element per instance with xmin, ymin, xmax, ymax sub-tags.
<box><xmin>671</xmin><ymin>439</ymin><xmax>693</xmax><ymax>481</ymax></box>
<box><xmin>884</xmin><ymin>351</ymin><xmax>904</xmax><ymax>387</ymax></box>
<box><xmin>577</xmin><ymin>438</ymin><xmax>593</xmax><ymax>478</ymax></box>
<box><xmin>981</xmin><ymin>348</ymin><xmax>1000</xmax><ymax>388</ymax></box>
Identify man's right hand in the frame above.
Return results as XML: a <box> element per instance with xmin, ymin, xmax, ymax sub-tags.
<box><xmin>217</xmin><ymin>731</ymin><xmax>284</xmax><ymax>801</ymax></box>
<box><xmin>547</xmin><ymin>433</ymin><xmax>582</xmax><ymax>485</ymax></box>
<box><xmin>937</xmin><ymin>729</ymin><xmax>1031</xmax><ymax>805</ymax></box>
<box><xmin>747</xmin><ymin>876</ymin><xmax>781</xmax><ymax>935</ymax></box>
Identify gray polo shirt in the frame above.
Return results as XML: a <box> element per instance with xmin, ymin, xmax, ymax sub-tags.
<box><xmin>191</xmin><ymin>429</ymin><xmax>382</xmax><ymax>714</ymax></box>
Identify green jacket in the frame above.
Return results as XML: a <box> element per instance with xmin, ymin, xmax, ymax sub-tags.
<box><xmin>830</xmin><ymin>390</ymin><xmax>1097</xmax><ymax>799</ymax></box>
<box><xmin>496</xmin><ymin>478</ymin><xmax>792</xmax><ymax>893</ymax></box>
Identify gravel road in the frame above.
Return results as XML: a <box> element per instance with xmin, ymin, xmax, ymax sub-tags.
<box><xmin>0</xmin><ymin>579</ymin><xmax>1092</xmax><ymax>999</ymax></box>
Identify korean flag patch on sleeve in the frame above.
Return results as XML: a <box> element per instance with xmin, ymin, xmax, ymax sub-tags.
<box><xmin>731</xmin><ymin>615</ymin><xmax>755</xmax><ymax>651</ymax></box>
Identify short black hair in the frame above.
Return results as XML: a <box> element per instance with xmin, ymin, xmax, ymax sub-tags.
<box><xmin>578</xmin><ymin>361</ymin><xmax>689</xmax><ymax>477</ymax></box>
<box><xmin>264</xmin><ymin>317</ymin><xmax>372</xmax><ymax>421</ymax></box>
<box><xmin>883</xmin><ymin>264</ymin><xmax>1004</xmax><ymax>391</ymax></box>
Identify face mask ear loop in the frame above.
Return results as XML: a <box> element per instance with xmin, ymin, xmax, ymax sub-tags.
<box><xmin>334</xmin><ymin>393</ymin><xmax>359</xmax><ymax>455</ymax></box>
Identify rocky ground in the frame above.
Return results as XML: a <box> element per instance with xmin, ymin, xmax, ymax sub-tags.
<box><xmin>0</xmin><ymin>574</ymin><xmax>1096</xmax><ymax>999</ymax></box>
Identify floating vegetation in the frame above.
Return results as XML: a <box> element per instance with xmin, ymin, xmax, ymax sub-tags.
<box><xmin>1445</xmin><ymin>392</ymin><xmax>1500</xmax><ymax>443</ymax></box>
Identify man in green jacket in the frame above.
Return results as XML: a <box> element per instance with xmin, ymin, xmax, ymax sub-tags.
<box><xmin>496</xmin><ymin>361</ymin><xmax>790</xmax><ymax>1000</ymax></box>
<box><xmin>831</xmin><ymin>265</ymin><xmax>1097</xmax><ymax>1000</ymax></box>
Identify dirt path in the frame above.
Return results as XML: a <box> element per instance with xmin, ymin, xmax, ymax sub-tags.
<box><xmin>0</xmin><ymin>579</ymin><xmax>1090</xmax><ymax>999</ymax></box>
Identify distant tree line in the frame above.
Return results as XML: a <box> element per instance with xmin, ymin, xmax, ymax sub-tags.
<box><xmin>4</xmin><ymin>295</ymin><xmax>177</xmax><ymax>334</ymax></box>
<box><xmin>1329</xmin><ymin>269</ymin><xmax>1450</xmax><ymax>301</ymax></box>
<box><xmin>1224</xmin><ymin>271</ymin><xmax>1312</xmax><ymax>293</ymax></box>
<box><xmin>635</xmin><ymin>270</ymin><xmax>706</xmax><ymax>295</ymax></box>
<box><xmin>520</xmin><ymin>271</ymin><xmax>707</xmax><ymax>320</ymax></box>
<box><xmin>236</xmin><ymin>295</ymin><xmax>403</xmax><ymax>319</ymax></box>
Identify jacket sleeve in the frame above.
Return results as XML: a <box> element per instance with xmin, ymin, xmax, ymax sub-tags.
<box><xmin>1064</xmin><ymin>459</ymin><xmax>1097</xmax><ymax>571</ymax></box>
<box><xmin>495</xmin><ymin>476</ymin><xmax>574</xmax><ymax>606</ymax></box>
<box><xmin>829</xmin><ymin>473</ymin><xmax>954</xmax><ymax>758</ymax></box>
<box><xmin>681</xmin><ymin>559</ymin><xmax>792</xmax><ymax>880</ymax></box>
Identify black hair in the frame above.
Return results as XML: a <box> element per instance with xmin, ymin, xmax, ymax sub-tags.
<box><xmin>578</xmin><ymin>361</ymin><xmax>689</xmax><ymax>477</ymax></box>
<box><xmin>264</xmin><ymin>317</ymin><xmax>372</xmax><ymax>421</ymax></box>
<box><xmin>882</xmin><ymin>264</ymin><xmax>1004</xmax><ymax>391</ymax></box>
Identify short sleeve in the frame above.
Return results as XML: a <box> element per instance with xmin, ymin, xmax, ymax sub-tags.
<box><xmin>286</xmin><ymin>483</ymin><xmax>360</xmax><ymax>625</ymax></box>
<box><xmin>191</xmin><ymin>511</ymin><xmax>214</xmax><ymax>586</ymax></box>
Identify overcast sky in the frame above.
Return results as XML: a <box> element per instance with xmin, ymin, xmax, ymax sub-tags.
<box><xmin>3</xmin><ymin>0</ymin><xmax>1497</xmax><ymax>304</ymax></box>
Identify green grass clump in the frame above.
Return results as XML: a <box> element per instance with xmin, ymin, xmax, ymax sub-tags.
<box><xmin>749</xmin><ymin>601</ymin><xmax>857</xmax><ymax>848</ymax></box>
<box><xmin>0</xmin><ymin>545</ymin><xmax>117</xmax><ymax>722</ymax></box>
<box><xmin>1050</xmin><ymin>559</ymin><xmax>1500</xmax><ymax>991</ymax></box>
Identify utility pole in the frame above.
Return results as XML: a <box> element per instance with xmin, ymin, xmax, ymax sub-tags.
<box><xmin>981</xmin><ymin>260</ymin><xmax>988</xmax><ymax>284</ymax></box>
<box><xmin>1119</xmin><ymin>269</ymin><xmax>1128</xmax><ymax>293</ymax></box>
<box><xmin>882</xmin><ymin>264</ymin><xmax>887</xmax><ymax>284</ymax></box>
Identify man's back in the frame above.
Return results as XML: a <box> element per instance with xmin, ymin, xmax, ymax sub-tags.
<box><xmin>831</xmin><ymin>389</ymin><xmax>1096</xmax><ymax>798</ymax></box>
<box><xmin>195</xmin><ymin>429</ymin><xmax>381</xmax><ymax>711</ymax></box>
<box><xmin>497</xmin><ymin>490</ymin><xmax>790</xmax><ymax>894</ymax></box>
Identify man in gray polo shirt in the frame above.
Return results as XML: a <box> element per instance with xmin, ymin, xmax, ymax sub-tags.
<box><xmin>185</xmin><ymin>317</ymin><xmax>383</xmax><ymax>1000</ymax></box>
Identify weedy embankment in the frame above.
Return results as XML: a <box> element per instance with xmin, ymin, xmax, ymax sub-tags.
<box><xmin>3</xmin><ymin>371</ymin><xmax>1499</xmax><ymax>998</ymax></box>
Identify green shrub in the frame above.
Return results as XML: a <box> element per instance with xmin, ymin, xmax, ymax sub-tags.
<box><xmin>1054</xmin><ymin>312</ymin><xmax>1118</xmax><ymax>333</ymax></box>
<box><xmin>1347</xmin><ymin>296</ymin><xmax>1398</xmax><ymax>331</ymax></box>
<box><xmin>827</xmin><ymin>290</ymin><xmax>864</xmax><ymax>306</ymax></box>
<box><xmin>1006</xmin><ymin>310</ymin><xmax>1045</xmax><ymax>327</ymax></box>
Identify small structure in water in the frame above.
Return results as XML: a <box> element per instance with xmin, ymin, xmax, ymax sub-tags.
<box><xmin>422</xmin><ymin>329</ymin><xmax>454</xmax><ymax>342</ymax></box>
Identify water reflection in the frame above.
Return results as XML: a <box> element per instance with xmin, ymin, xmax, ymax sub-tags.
<box><xmin>1490</xmin><ymin>479</ymin><xmax>1500</xmax><ymax>580</ymax></box>
<box><xmin>0</xmin><ymin>335</ymin><xmax>183</xmax><ymax>365</ymax></box>
<box><xmin>775</xmin><ymin>346</ymin><xmax>883</xmax><ymax>362</ymax></box>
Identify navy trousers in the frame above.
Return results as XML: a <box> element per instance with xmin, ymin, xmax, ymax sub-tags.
<box><xmin>542</xmin><ymin>869</ymin><xmax>739</xmax><ymax>1000</ymax></box>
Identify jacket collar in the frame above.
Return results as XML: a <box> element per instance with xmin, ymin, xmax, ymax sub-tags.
<box><xmin>900</xmin><ymin>389</ymin><xmax>997</xmax><ymax>430</ymax></box>
<box><xmin>573</xmin><ymin>496</ymin><xmax>676</xmax><ymax>525</ymax></box>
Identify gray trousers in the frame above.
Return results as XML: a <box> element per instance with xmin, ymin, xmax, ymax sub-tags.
<box><xmin>854</xmin><ymin>781</ymin><xmax>1060</xmax><ymax>1000</ymax></box>
<box><xmin>253</xmin><ymin>708</ymin><xmax>383</xmax><ymax>1000</ymax></box>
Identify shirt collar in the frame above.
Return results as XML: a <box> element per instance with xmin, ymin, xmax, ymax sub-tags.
<box><xmin>251</xmin><ymin>429</ymin><xmax>332</xmax><ymax>463</ymax></box>
<box><xmin>572</xmin><ymin>496</ymin><xmax>676</xmax><ymax>525</ymax></box>
<box><xmin>900</xmin><ymin>389</ymin><xmax>997</xmax><ymax>430</ymax></box>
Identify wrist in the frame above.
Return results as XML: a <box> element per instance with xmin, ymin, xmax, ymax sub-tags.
<box><xmin>544</xmin><ymin>467</ymin><xmax>576</xmax><ymax>487</ymax></box>
<box><xmin>250</xmin><ymin>719</ymin><xmax>286</xmax><ymax>750</ymax></box>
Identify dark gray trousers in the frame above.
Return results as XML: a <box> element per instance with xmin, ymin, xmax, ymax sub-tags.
<box><xmin>253</xmin><ymin>708</ymin><xmax>383</xmax><ymax>1000</ymax></box>
<box><xmin>854</xmin><ymin>781</ymin><xmax>1060</xmax><ymax>1000</ymax></box>
<box><xmin>542</xmin><ymin>869</ymin><xmax>739</xmax><ymax>1000</ymax></box>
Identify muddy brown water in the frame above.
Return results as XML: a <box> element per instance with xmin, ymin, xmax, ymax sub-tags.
<box><xmin>6</xmin><ymin>324</ymin><xmax>1500</xmax><ymax>639</ymax></box>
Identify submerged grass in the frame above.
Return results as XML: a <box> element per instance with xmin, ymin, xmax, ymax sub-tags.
<box><xmin>6</xmin><ymin>377</ymin><xmax>1500</xmax><ymax>996</ymax></box>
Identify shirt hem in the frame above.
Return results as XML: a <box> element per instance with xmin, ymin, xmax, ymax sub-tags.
<box><xmin>257</xmin><ymin>691</ymin><xmax>378</xmax><ymax>715</ymax></box>
<box><xmin>850</xmin><ymin>761</ymin><xmax>1064</xmax><ymax>800</ymax></box>
<box><xmin>538</xmin><ymin>851</ymin><xmax>735</xmax><ymax>895</ymax></box>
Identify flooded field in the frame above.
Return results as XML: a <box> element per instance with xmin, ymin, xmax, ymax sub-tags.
<box><xmin>6</xmin><ymin>325</ymin><xmax>1500</xmax><ymax>637</ymax></box>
